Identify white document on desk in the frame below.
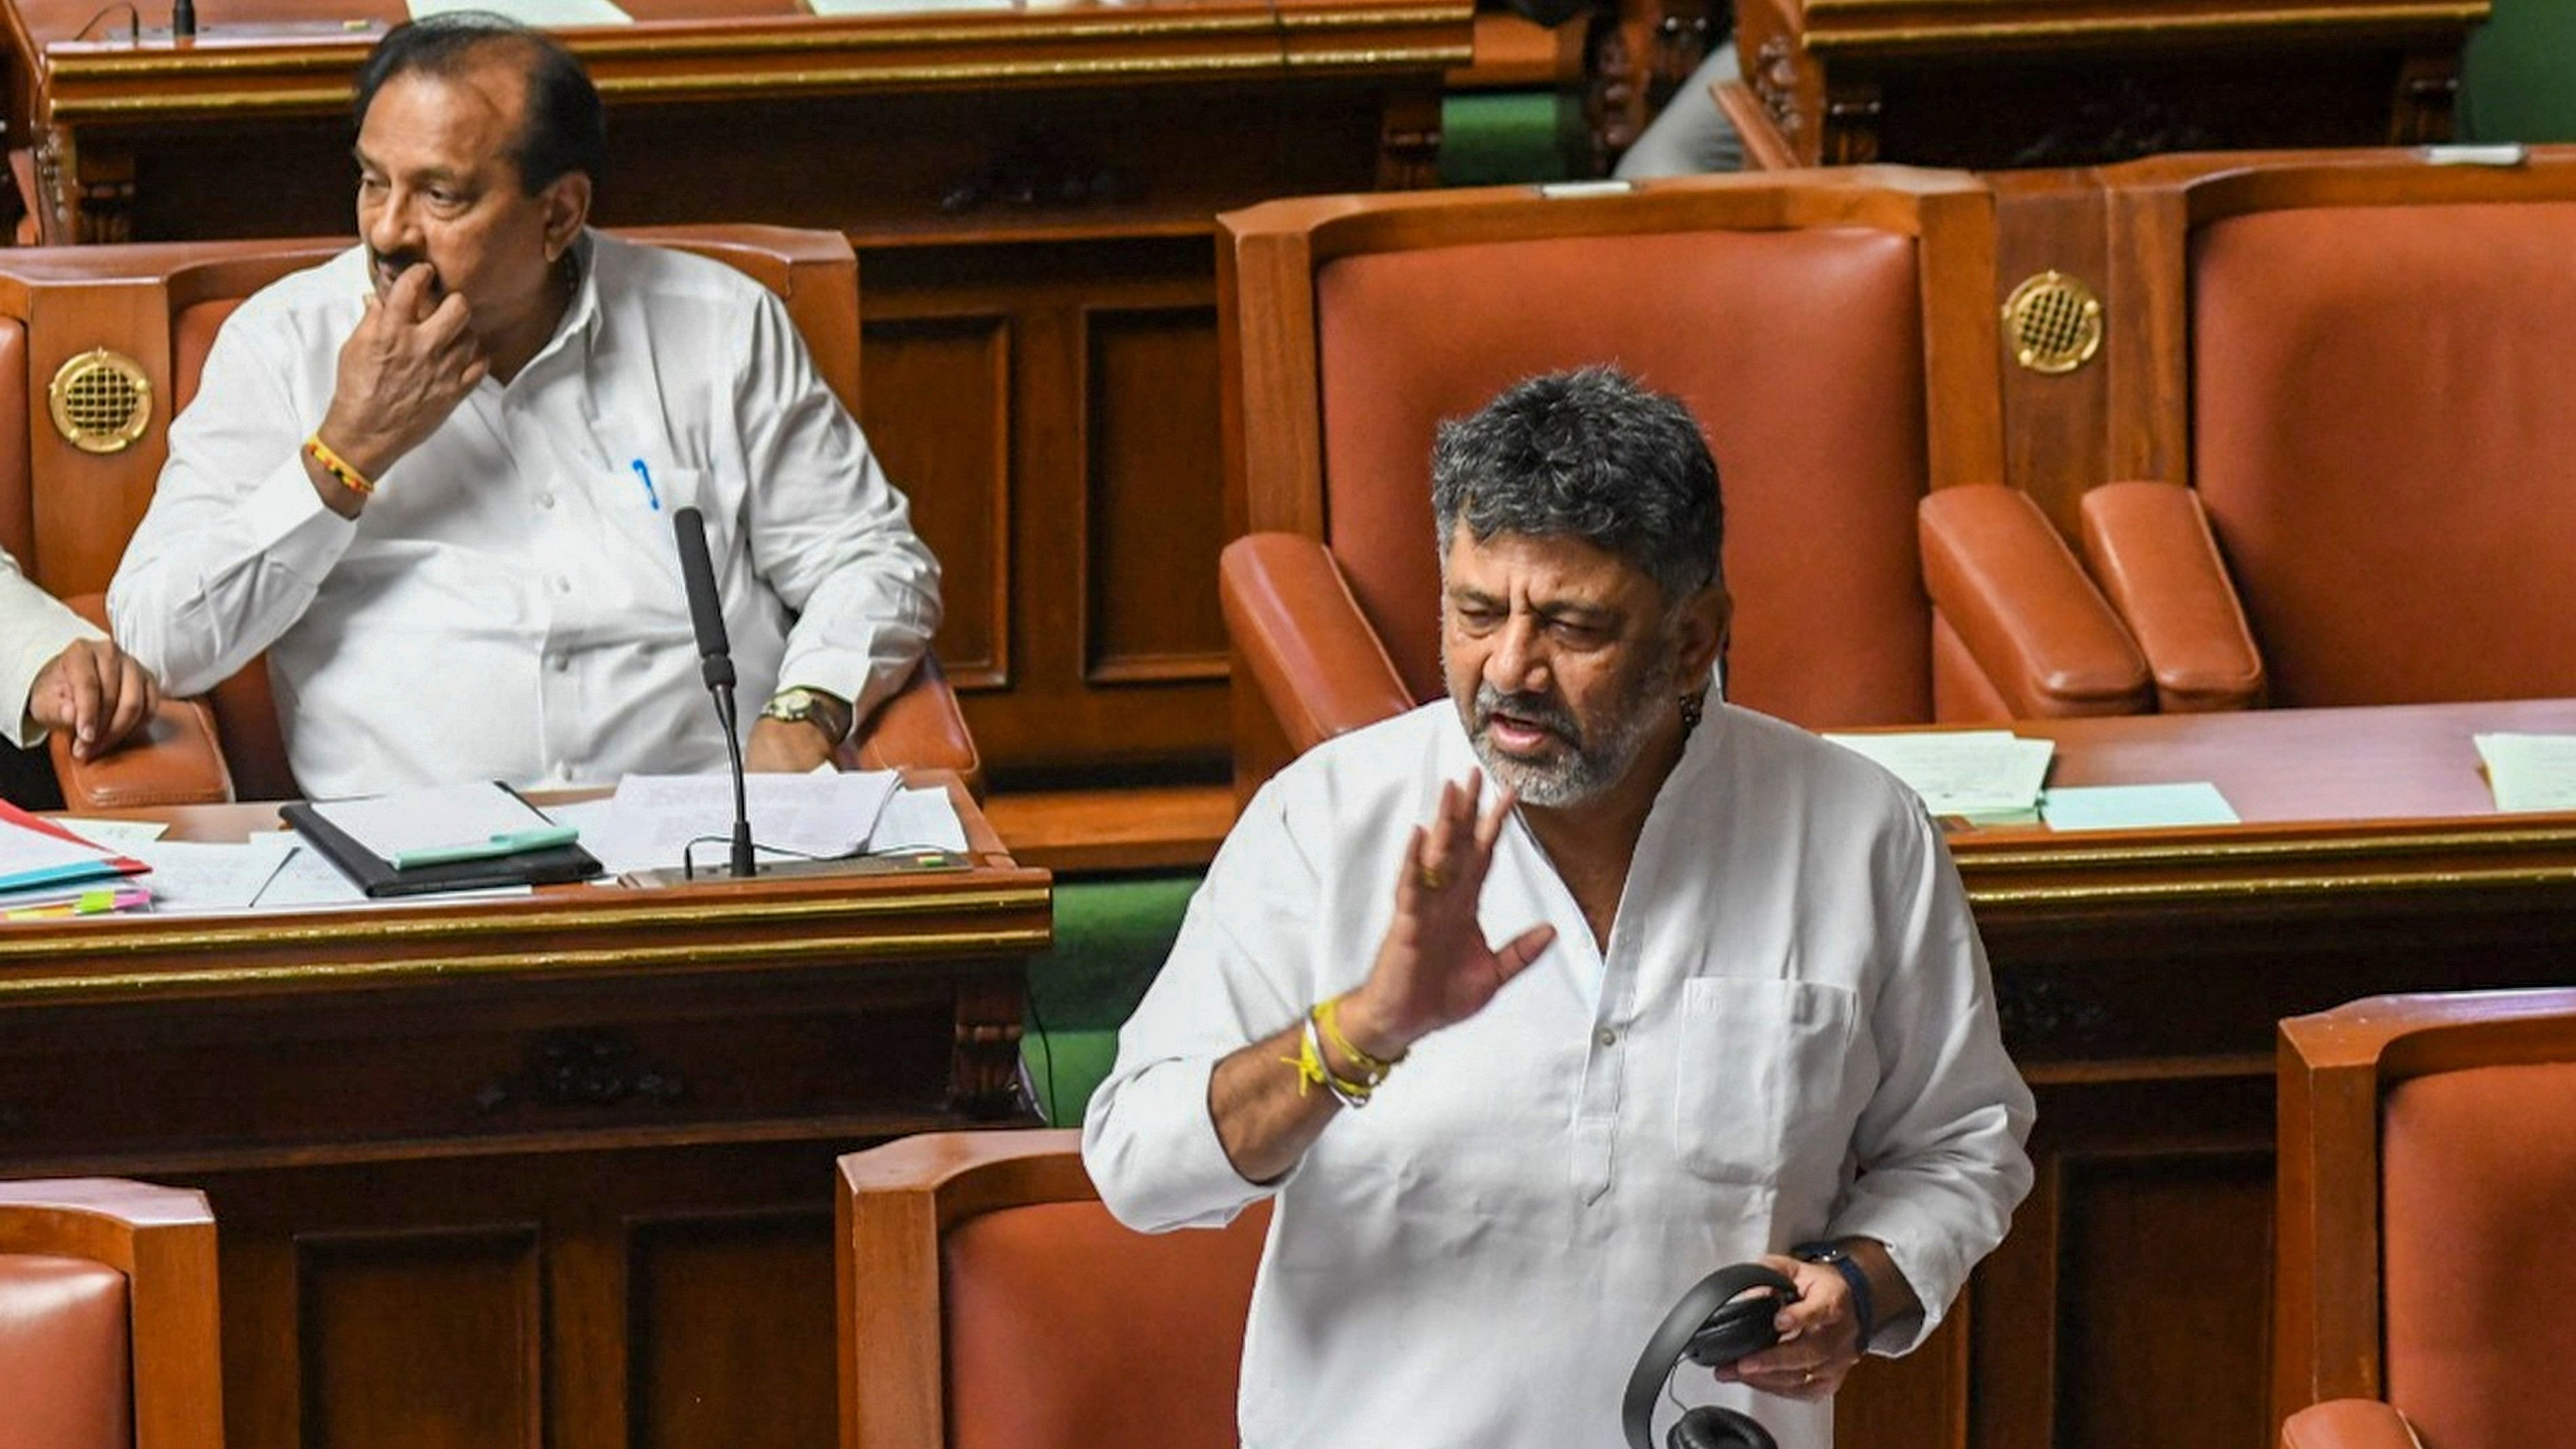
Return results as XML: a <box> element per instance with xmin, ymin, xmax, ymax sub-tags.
<box><xmin>410</xmin><ymin>0</ymin><xmax>635</xmax><ymax>24</ymax></box>
<box><xmin>128</xmin><ymin>837</ymin><xmax>297</xmax><ymax>913</ymax></box>
<box><xmin>1821</xmin><ymin>731</ymin><xmax>2055</xmax><ymax>818</ymax></box>
<box><xmin>309</xmin><ymin>781</ymin><xmax>561</xmax><ymax>861</ymax></box>
<box><xmin>247</xmin><ymin>844</ymin><xmax>532</xmax><ymax>911</ymax></box>
<box><xmin>869</xmin><ymin>787</ymin><xmax>969</xmax><ymax>853</ymax></box>
<box><xmin>54</xmin><ymin>818</ymin><xmax>173</xmax><ymax>848</ymax></box>
<box><xmin>576</xmin><ymin>771</ymin><xmax>903</xmax><ymax>874</ymax></box>
<box><xmin>2474</xmin><ymin>733</ymin><xmax>2576</xmax><ymax>813</ymax></box>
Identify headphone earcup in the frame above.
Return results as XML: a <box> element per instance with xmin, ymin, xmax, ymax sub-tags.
<box><xmin>1667</xmin><ymin>1406</ymin><xmax>1778</xmax><ymax>1449</ymax></box>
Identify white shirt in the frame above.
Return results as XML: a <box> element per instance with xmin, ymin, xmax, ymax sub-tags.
<box><xmin>1083</xmin><ymin>701</ymin><xmax>2034</xmax><ymax>1449</ymax></box>
<box><xmin>0</xmin><ymin>548</ymin><xmax>105</xmax><ymax>749</ymax></box>
<box><xmin>107</xmin><ymin>234</ymin><xmax>939</xmax><ymax>799</ymax></box>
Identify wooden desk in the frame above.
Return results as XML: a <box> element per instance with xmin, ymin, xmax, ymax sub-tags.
<box><xmin>0</xmin><ymin>0</ymin><xmax>1472</xmax><ymax>786</ymax></box>
<box><xmin>1833</xmin><ymin>699</ymin><xmax>2576</xmax><ymax>1449</ymax></box>
<box><xmin>0</xmin><ymin>774</ymin><xmax>1049</xmax><ymax>1449</ymax></box>
<box><xmin>1728</xmin><ymin>0</ymin><xmax>2486</xmax><ymax>170</ymax></box>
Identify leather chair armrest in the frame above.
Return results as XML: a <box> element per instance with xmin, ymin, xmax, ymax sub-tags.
<box><xmin>1220</xmin><ymin>533</ymin><xmax>1413</xmax><ymax>757</ymax></box>
<box><xmin>48</xmin><ymin>594</ymin><xmax>234</xmax><ymax>810</ymax></box>
<box><xmin>846</xmin><ymin>652</ymin><xmax>984</xmax><ymax>802</ymax></box>
<box><xmin>2279</xmin><ymin>1401</ymin><xmax>2421</xmax><ymax>1449</ymax></box>
<box><xmin>1917</xmin><ymin>485</ymin><xmax>2152</xmax><ymax>718</ymax></box>
<box><xmin>2078</xmin><ymin>481</ymin><xmax>2266</xmax><ymax>712</ymax></box>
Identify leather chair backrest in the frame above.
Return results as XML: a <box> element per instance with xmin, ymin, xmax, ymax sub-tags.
<box><xmin>2378</xmin><ymin>1059</ymin><xmax>2576</xmax><ymax>1447</ymax></box>
<box><xmin>942</xmin><ymin>1197</ymin><xmax>1270</xmax><ymax>1449</ymax></box>
<box><xmin>1314</xmin><ymin>226</ymin><xmax>1934</xmax><ymax>728</ymax></box>
<box><xmin>0</xmin><ymin>1253</ymin><xmax>134</xmax><ymax>1449</ymax></box>
<box><xmin>2190</xmin><ymin>202</ymin><xmax>2576</xmax><ymax>708</ymax></box>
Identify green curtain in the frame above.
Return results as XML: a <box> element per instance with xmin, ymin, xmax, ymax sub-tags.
<box><xmin>1023</xmin><ymin>873</ymin><xmax>1201</xmax><ymax>1124</ymax></box>
<box><xmin>2464</xmin><ymin>0</ymin><xmax>2576</xmax><ymax>143</ymax></box>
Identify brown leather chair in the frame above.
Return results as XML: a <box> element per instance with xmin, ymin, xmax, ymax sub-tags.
<box><xmin>0</xmin><ymin>1177</ymin><xmax>223</xmax><ymax>1449</ymax></box>
<box><xmin>2274</xmin><ymin>989</ymin><xmax>2576</xmax><ymax>1448</ymax></box>
<box><xmin>837</xmin><ymin>1129</ymin><xmax>1269</xmax><ymax>1449</ymax></box>
<box><xmin>1218</xmin><ymin>170</ymin><xmax>2150</xmax><ymax>790</ymax></box>
<box><xmin>0</xmin><ymin>225</ymin><xmax>979</xmax><ymax>808</ymax></box>
<box><xmin>2082</xmin><ymin>145</ymin><xmax>2576</xmax><ymax>713</ymax></box>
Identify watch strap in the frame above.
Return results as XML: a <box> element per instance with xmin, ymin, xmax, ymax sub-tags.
<box><xmin>764</xmin><ymin>687</ymin><xmax>855</xmax><ymax>746</ymax></box>
<box><xmin>1792</xmin><ymin>1239</ymin><xmax>1876</xmax><ymax>1351</ymax></box>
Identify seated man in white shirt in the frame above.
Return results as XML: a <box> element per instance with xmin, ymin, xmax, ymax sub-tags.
<box><xmin>1083</xmin><ymin>367</ymin><xmax>2033</xmax><ymax>1449</ymax></box>
<box><xmin>0</xmin><ymin>549</ymin><xmax>159</xmax><ymax>765</ymax></box>
<box><xmin>107</xmin><ymin>15</ymin><xmax>939</xmax><ymax>799</ymax></box>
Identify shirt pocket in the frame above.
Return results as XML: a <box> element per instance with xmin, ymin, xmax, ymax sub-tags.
<box><xmin>600</xmin><ymin>463</ymin><xmax>715</xmax><ymax>580</ymax></box>
<box><xmin>1669</xmin><ymin>976</ymin><xmax>1859</xmax><ymax>1187</ymax></box>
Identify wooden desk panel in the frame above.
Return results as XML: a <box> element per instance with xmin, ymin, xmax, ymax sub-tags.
<box><xmin>1830</xmin><ymin>700</ymin><xmax>2576</xmax><ymax>1449</ymax></box>
<box><xmin>0</xmin><ymin>0</ymin><xmax>1470</xmax><ymax>786</ymax></box>
<box><xmin>0</xmin><ymin>776</ymin><xmax>1051</xmax><ymax>1449</ymax></box>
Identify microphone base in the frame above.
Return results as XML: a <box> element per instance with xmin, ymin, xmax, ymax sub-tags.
<box><xmin>617</xmin><ymin>852</ymin><xmax>970</xmax><ymax>890</ymax></box>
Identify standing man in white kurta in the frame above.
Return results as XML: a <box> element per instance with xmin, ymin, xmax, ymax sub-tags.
<box><xmin>1083</xmin><ymin>367</ymin><xmax>2033</xmax><ymax>1449</ymax></box>
<box><xmin>107</xmin><ymin>16</ymin><xmax>937</xmax><ymax>799</ymax></box>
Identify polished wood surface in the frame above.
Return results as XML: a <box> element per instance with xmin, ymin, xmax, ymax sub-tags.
<box><xmin>0</xmin><ymin>0</ymin><xmax>1472</xmax><ymax>788</ymax></box>
<box><xmin>1823</xmin><ymin>699</ymin><xmax>2576</xmax><ymax>1449</ymax></box>
<box><xmin>0</xmin><ymin>773</ymin><xmax>1051</xmax><ymax>1449</ymax></box>
<box><xmin>1728</xmin><ymin>0</ymin><xmax>2484</xmax><ymax>170</ymax></box>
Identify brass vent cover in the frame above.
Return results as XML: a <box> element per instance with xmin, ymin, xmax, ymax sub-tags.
<box><xmin>48</xmin><ymin>348</ymin><xmax>153</xmax><ymax>454</ymax></box>
<box><xmin>2001</xmin><ymin>271</ymin><xmax>2104</xmax><ymax>375</ymax></box>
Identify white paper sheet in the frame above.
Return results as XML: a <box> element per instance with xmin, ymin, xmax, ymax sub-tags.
<box><xmin>804</xmin><ymin>0</ymin><xmax>1013</xmax><ymax>14</ymax></box>
<box><xmin>126</xmin><ymin>837</ymin><xmax>297</xmax><ymax>913</ymax></box>
<box><xmin>310</xmin><ymin>782</ymin><xmax>560</xmax><ymax>860</ymax></box>
<box><xmin>868</xmin><ymin>787</ymin><xmax>969</xmax><ymax>853</ymax></box>
<box><xmin>53</xmin><ymin>818</ymin><xmax>172</xmax><ymax>847</ymax></box>
<box><xmin>0</xmin><ymin>809</ymin><xmax>134</xmax><ymax>887</ymax></box>
<box><xmin>579</xmin><ymin>770</ymin><xmax>901</xmax><ymax>873</ymax></box>
<box><xmin>1821</xmin><ymin>731</ymin><xmax>2055</xmax><ymax>819</ymax></box>
<box><xmin>2474</xmin><ymin>733</ymin><xmax>2576</xmax><ymax>813</ymax></box>
<box><xmin>2039</xmin><ymin>782</ymin><xmax>2240</xmax><ymax>832</ymax></box>
<box><xmin>247</xmin><ymin>845</ymin><xmax>531</xmax><ymax>910</ymax></box>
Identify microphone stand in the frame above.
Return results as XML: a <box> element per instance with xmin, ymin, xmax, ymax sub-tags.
<box><xmin>700</xmin><ymin>655</ymin><xmax>757</xmax><ymax>880</ymax></box>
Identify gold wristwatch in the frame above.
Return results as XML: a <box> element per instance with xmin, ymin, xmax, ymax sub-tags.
<box><xmin>760</xmin><ymin>686</ymin><xmax>854</xmax><ymax>746</ymax></box>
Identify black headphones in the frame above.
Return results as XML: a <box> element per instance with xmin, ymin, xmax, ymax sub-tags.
<box><xmin>1620</xmin><ymin>1263</ymin><xmax>1798</xmax><ymax>1449</ymax></box>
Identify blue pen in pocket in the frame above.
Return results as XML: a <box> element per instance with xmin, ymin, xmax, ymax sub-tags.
<box><xmin>632</xmin><ymin>459</ymin><xmax>661</xmax><ymax>511</ymax></box>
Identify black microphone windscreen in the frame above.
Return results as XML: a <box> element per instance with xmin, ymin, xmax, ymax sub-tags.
<box><xmin>671</xmin><ymin>507</ymin><xmax>732</xmax><ymax>661</ymax></box>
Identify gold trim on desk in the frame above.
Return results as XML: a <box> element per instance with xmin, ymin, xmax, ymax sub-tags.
<box><xmin>0</xmin><ymin>924</ymin><xmax>1055</xmax><ymax>1004</ymax></box>
<box><xmin>1967</xmin><ymin>863</ymin><xmax>2576</xmax><ymax>911</ymax></box>
<box><xmin>1797</xmin><ymin>1</ymin><xmax>2486</xmax><ymax>50</ymax></box>
<box><xmin>0</xmin><ymin>881</ymin><xmax>1051</xmax><ymax>965</ymax></box>
<box><xmin>1959</xmin><ymin>822</ymin><xmax>2576</xmax><ymax>873</ymax></box>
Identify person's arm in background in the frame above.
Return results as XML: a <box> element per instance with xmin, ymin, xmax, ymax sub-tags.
<box><xmin>0</xmin><ymin>554</ymin><xmax>159</xmax><ymax>758</ymax></box>
<box><xmin>730</xmin><ymin>289</ymin><xmax>940</xmax><ymax>773</ymax></box>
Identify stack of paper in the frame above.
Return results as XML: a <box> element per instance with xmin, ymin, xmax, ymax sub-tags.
<box><xmin>0</xmin><ymin>803</ymin><xmax>150</xmax><ymax>920</ymax></box>
<box><xmin>1822</xmin><ymin>731</ymin><xmax>2056</xmax><ymax>826</ymax></box>
<box><xmin>561</xmin><ymin>770</ymin><xmax>905</xmax><ymax>875</ymax></box>
<box><xmin>2473</xmin><ymin>733</ymin><xmax>2576</xmax><ymax>813</ymax></box>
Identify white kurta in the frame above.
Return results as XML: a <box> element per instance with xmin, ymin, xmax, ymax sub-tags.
<box><xmin>107</xmin><ymin>234</ymin><xmax>939</xmax><ymax>799</ymax></box>
<box><xmin>1084</xmin><ymin>700</ymin><xmax>2034</xmax><ymax>1449</ymax></box>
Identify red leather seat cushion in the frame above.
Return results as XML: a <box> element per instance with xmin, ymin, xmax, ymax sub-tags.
<box><xmin>1316</xmin><ymin>227</ymin><xmax>1934</xmax><ymax>729</ymax></box>
<box><xmin>2380</xmin><ymin>1060</ymin><xmax>2576</xmax><ymax>1446</ymax></box>
<box><xmin>944</xmin><ymin>1198</ymin><xmax>1269</xmax><ymax>1449</ymax></box>
<box><xmin>0</xmin><ymin>1253</ymin><xmax>133</xmax><ymax>1449</ymax></box>
<box><xmin>2192</xmin><ymin>203</ymin><xmax>2576</xmax><ymax>708</ymax></box>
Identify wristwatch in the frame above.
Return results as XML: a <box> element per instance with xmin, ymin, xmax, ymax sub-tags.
<box><xmin>1791</xmin><ymin>1240</ymin><xmax>1878</xmax><ymax>1350</ymax></box>
<box><xmin>760</xmin><ymin>686</ymin><xmax>854</xmax><ymax>746</ymax></box>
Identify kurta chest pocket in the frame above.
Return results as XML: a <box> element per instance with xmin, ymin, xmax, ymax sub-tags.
<box><xmin>1669</xmin><ymin>976</ymin><xmax>1859</xmax><ymax>1186</ymax></box>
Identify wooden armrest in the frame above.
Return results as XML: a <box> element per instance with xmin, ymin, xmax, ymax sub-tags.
<box><xmin>846</xmin><ymin>652</ymin><xmax>983</xmax><ymax>802</ymax></box>
<box><xmin>1713</xmin><ymin>80</ymin><xmax>1798</xmax><ymax>171</ymax></box>
<box><xmin>1219</xmin><ymin>534</ymin><xmax>1415</xmax><ymax>758</ymax></box>
<box><xmin>0</xmin><ymin>1179</ymin><xmax>223</xmax><ymax>1449</ymax></box>
<box><xmin>2078</xmin><ymin>481</ymin><xmax>2266</xmax><ymax>712</ymax></box>
<box><xmin>2279</xmin><ymin>1401</ymin><xmax>2420</xmax><ymax>1449</ymax></box>
<box><xmin>49</xmin><ymin>594</ymin><xmax>235</xmax><ymax>809</ymax></box>
<box><xmin>1917</xmin><ymin>485</ymin><xmax>2151</xmax><ymax>718</ymax></box>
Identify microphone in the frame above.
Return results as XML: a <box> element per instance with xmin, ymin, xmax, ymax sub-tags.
<box><xmin>672</xmin><ymin>507</ymin><xmax>755</xmax><ymax>879</ymax></box>
<box><xmin>171</xmin><ymin>0</ymin><xmax>195</xmax><ymax>37</ymax></box>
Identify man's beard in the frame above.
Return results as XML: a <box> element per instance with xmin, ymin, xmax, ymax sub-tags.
<box><xmin>1455</xmin><ymin>650</ymin><xmax>1678</xmax><ymax>809</ymax></box>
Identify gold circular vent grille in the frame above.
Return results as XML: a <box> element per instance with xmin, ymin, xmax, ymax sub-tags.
<box><xmin>48</xmin><ymin>348</ymin><xmax>153</xmax><ymax>454</ymax></box>
<box><xmin>2001</xmin><ymin>270</ymin><xmax>2104</xmax><ymax>375</ymax></box>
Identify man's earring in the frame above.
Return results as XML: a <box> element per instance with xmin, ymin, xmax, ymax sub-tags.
<box><xmin>1679</xmin><ymin>686</ymin><xmax>1707</xmax><ymax>735</ymax></box>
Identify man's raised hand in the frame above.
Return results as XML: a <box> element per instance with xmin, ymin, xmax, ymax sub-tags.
<box><xmin>313</xmin><ymin>263</ymin><xmax>489</xmax><ymax>502</ymax></box>
<box><xmin>1338</xmin><ymin>771</ymin><xmax>1556</xmax><ymax>1059</ymax></box>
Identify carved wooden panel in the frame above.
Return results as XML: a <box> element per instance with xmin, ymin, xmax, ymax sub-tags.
<box><xmin>858</xmin><ymin>312</ymin><xmax>1015</xmax><ymax>691</ymax></box>
<box><xmin>628</xmin><ymin>1212</ymin><xmax>837</xmax><ymax>1449</ymax></box>
<box><xmin>297</xmin><ymin>1226</ymin><xmax>544</xmax><ymax>1449</ymax></box>
<box><xmin>1081</xmin><ymin>304</ymin><xmax>1228</xmax><ymax>687</ymax></box>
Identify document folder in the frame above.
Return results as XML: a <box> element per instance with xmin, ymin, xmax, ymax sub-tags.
<box><xmin>282</xmin><ymin>797</ymin><xmax>602</xmax><ymax>898</ymax></box>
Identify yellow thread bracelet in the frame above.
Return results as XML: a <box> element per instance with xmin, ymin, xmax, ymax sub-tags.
<box><xmin>1317</xmin><ymin>995</ymin><xmax>1404</xmax><ymax>1080</ymax></box>
<box><xmin>1278</xmin><ymin>1029</ymin><xmax>1327</xmax><ymax>1097</ymax></box>
<box><xmin>305</xmin><ymin>435</ymin><xmax>376</xmax><ymax>496</ymax></box>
